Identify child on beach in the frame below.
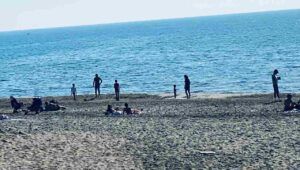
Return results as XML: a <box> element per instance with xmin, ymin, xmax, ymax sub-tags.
<box><xmin>71</xmin><ymin>84</ymin><xmax>77</xmax><ymax>100</ymax></box>
<box><xmin>272</xmin><ymin>69</ymin><xmax>281</xmax><ymax>100</ymax></box>
<box><xmin>173</xmin><ymin>85</ymin><xmax>177</xmax><ymax>99</ymax></box>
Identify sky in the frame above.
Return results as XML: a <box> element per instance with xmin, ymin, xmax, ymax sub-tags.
<box><xmin>0</xmin><ymin>0</ymin><xmax>300</xmax><ymax>32</ymax></box>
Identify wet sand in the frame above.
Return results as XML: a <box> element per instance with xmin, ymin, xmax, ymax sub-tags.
<box><xmin>0</xmin><ymin>93</ymin><xmax>299</xmax><ymax>169</ymax></box>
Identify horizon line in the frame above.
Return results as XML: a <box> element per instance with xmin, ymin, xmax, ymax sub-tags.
<box><xmin>1</xmin><ymin>8</ymin><xmax>299</xmax><ymax>33</ymax></box>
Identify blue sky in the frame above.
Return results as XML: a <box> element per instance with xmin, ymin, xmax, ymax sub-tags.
<box><xmin>0</xmin><ymin>0</ymin><xmax>300</xmax><ymax>31</ymax></box>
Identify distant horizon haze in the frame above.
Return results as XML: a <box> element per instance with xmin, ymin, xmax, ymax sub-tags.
<box><xmin>1</xmin><ymin>0</ymin><xmax>300</xmax><ymax>32</ymax></box>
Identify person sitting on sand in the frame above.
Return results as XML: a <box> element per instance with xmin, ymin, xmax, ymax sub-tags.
<box><xmin>105</xmin><ymin>105</ymin><xmax>122</xmax><ymax>116</ymax></box>
<box><xmin>26</xmin><ymin>97</ymin><xmax>43</xmax><ymax>114</ymax></box>
<box><xmin>10</xmin><ymin>96</ymin><xmax>23</xmax><ymax>113</ymax></box>
<box><xmin>44</xmin><ymin>101</ymin><xmax>66</xmax><ymax>111</ymax></box>
<box><xmin>123</xmin><ymin>103</ymin><xmax>132</xmax><ymax>115</ymax></box>
<box><xmin>122</xmin><ymin>103</ymin><xmax>143</xmax><ymax>115</ymax></box>
<box><xmin>284</xmin><ymin>94</ymin><xmax>296</xmax><ymax>111</ymax></box>
<box><xmin>0</xmin><ymin>114</ymin><xmax>9</xmax><ymax>120</ymax></box>
<box><xmin>105</xmin><ymin>105</ymin><xmax>115</xmax><ymax>115</ymax></box>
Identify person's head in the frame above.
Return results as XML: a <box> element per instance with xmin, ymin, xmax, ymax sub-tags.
<box><xmin>95</xmin><ymin>74</ymin><xmax>99</xmax><ymax>77</ymax></box>
<box><xmin>287</xmin><ymin>94</ymin><xmax>292</xmax><ymax>100</ymax></box>
<box><xmin>115</xmin><ymin>107</ymin><xmax>119</xmax><ymax>111</ymax></box>
<box><xmin>107</xmin><ymin>105</ymin><xmax>112</xmax><ymax>110</ymax></box>
<box><xmin>184</xmin><ymin>75</ymin><xmax>188</xmax><ymax>79</ymax></box>
<box><xmin>124</xmin><ymin>103</ymin><xmax>128</xmax><ymax>108</ymax></box>
<box><xmin>10</xmin><ymin>96</ymin><xmax>14</xmax><ymax>100</ymax></box>
<box><xmin>115</xmin><ymin>80</ymin><xmax>118</xmax><ymax>83</ymax></box>
<box><xmin>273</xmin><ymin>69</ymin><xmax>279</xmax><ymax>75</ymax></box>
<box><xmin>72</xmin><ymin>84</ymin><xmax>75</xmax><ymax>87</ymax></box>
<box><xmin>174</xmin><ymin>85</ymin><xmax>176</xmax><ymax>87</ymax></box>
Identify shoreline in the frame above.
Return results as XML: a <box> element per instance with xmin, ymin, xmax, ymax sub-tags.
<box><xmin>0</xmin><ymin>92</ymin><xmax>277</xmax><ymax>100</ymax></box>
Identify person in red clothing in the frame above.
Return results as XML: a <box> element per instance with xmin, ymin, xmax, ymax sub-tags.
<box><xmin>114</xmin><ymin>80</ymin><xmax>120</xmax><ymax>101</ymax></box>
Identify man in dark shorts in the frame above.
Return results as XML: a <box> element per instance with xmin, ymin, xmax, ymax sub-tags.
<box><xmin>93</xmin><ymin>74</ymin><xmax>102</xmax><ymax>98</ymax></box>
<box><xmin>272</xmin><ymin>69</ymin><xmax>280</xmax><ymax>100</ymax></box>
<box><xmin>184</xmin><ymin>75</ymin><xmax>191</xmax><ymax>99</ymax></box>
<box><xmin>114</xmin><ymin>80</ymin><xmax>120</xmax><ymax>101</ymax></box>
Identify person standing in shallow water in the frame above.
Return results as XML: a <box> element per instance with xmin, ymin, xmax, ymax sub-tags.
<box><xmin>93</xmin><ymin>74</ymin><xmax>102</xmax><ymax>98</ymax></box>
<box><xmin>272</xmin><ymin>69</ymin><xmax>281</xmax><ymax>100</ymax></box>
<box><xmin>184</xmin><ymin>75</ymin><xmax>191</xmax><ymax>99</ymax></box>
<box><xmin>114</xmin><ymin>80</ymin><xmax>120</xmax><ymax>101</ymax></box>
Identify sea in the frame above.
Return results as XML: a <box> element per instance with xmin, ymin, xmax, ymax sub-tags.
<box><xmin>0</xmin><ymin>9</ymin><xmax>299</xmax><ymax>98</ymax></box>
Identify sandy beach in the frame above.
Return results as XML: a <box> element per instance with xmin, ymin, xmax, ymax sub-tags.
<box><xmin>0</xmin><ymin>93</ymin><xmax>299</xmax><ymax>169</ymax></box>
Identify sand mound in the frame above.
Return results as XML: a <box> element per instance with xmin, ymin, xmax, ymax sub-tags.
<box><xmin>0</xmin><ymin>132</ymin><xmax>141</xmax><ymax>169</ymax></box>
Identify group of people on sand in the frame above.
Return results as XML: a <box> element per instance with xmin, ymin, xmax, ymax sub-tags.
<box><xmin>9</xmin><ymin>96</ymin><xmax>65</xmax><ymax>114</ymax></box>
<box><xmin>284</xmin><ymin>94</ymin><xmax>300</xmax><ymax>112</ymax></box>
<box><xmin>105</xmin><ymin>103</ymin><xmax>143</xmax><ymax>116</ymax></box>
<box><xmin>71</xmin><ymin>74</ymin><xmax>191</xmax><ymax>101</ymax></box>
<box><xmin>272</xmin><ymin>69</ymin><xmax>300</xmax><ymax>112</ymax></box>
<box><xmin>7</xmin><ymin>69</ymin><xmax>294</xmax><ymax>115</ymax></box>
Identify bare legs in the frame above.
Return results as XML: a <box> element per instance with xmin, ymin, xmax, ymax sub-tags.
<box><xmin>185</xmin><ymin>89</ymin><xmax>191</xmax><ymax>99</ymax></box>
<box><xmin>95</xmin><ymin>87</ymin><xmax>100</xmax><ymax>98</ymax></box>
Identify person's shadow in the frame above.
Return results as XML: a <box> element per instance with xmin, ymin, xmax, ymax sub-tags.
<box><xmin>84</xmin><ymin>97</ymin><xmax>96</xmax><ymax>101</ymax></box>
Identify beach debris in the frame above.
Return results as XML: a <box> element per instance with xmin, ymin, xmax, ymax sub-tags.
<box><xmin>199</xmin><ymin>151</ymin><xmax>216</xmax><ymax>155</ymax></box>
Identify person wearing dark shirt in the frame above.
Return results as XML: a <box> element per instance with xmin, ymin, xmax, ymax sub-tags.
<box><xmin>27</xmin><ymin>97</ymin><xmax>43</xmax><ymax>114</ymax></box>
<box><xmin>284</xmin><ymin>94</ymin><xmax>296</xmax><ymax>111</ymax></box>
<box><xmin>272</xmin><ymin>69</ymin><xmax>281</xmax><ymax>100</ymax></box>
<box><xmin>93</xmin><ymin>74</ymin><xmax>102</xmax><ymax>98</ymax></box>
<box><xmin>184</xmin><ymin>75</ymin><xmax>191</xmax><ymax>99</ymax></box>
<box><xmin>10</xmin><ymin>96</ymin><xmax>23</xmax><ymax>113</ymax></box>
<box><xmin>105</xmin><ymin>105</ymin><xmax>114</xmax><ymax>115</ymax></box>
<box><xmin>173</xmin><ymin>85</ymin><xmax>177</xmax><ymax>99</ymax></box>
<box><xmin>123</xmin><ymin>103</ymin><xmax>132</xmax><ymax>115</ymax></box>
<box><xmin>114</xmin><ymin>80</ymin><xmax>120</xmax><ymax>101</ymax></box>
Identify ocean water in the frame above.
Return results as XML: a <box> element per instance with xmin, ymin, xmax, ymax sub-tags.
<box><xmin>0</xmin><ymin>10</ymin><xmax>299</xmax><ymax>97</ymax></box>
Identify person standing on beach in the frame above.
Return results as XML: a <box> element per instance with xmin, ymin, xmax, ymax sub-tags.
<box><xmin>93</xmin><ymin>74</ymin><xmax>102</xmax><ymax>98</ymax></box>
<box><xmin>173</xmin><ymin>85</ymin><xmax>177</xmax><ymax>99</ymax></box>
<box><xmin>272</xmin><ymin>69</ymin><xmax>281</xmax><ymax>100</ymax></box>
<box><xmin>114</xmin><ymin>80</ymin><xmax>120</xmax><ymax>101</ymax></box>
<box><xmin>71</xmin><ymin>84</ymin><xmax>77</xmax><ymax>100</ymax></box>
<box><xmin>184</xmin><ymin>75</ymin><xmax>191</xmax><ymax>99</ymax></box>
